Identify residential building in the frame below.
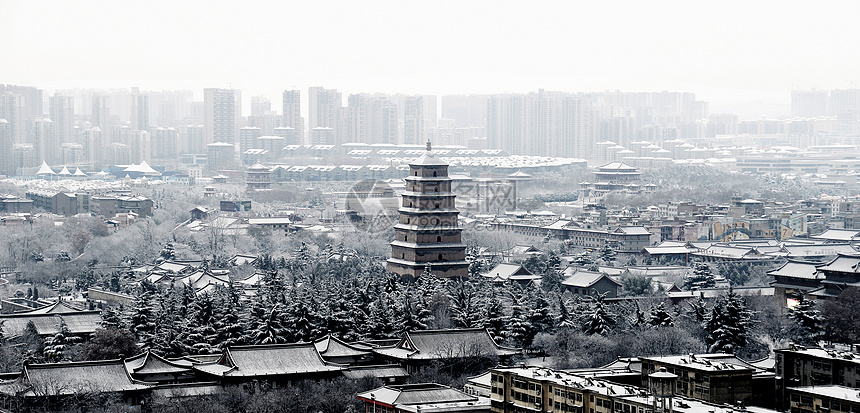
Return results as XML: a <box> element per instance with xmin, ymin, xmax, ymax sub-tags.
<box><xmin>203</xmin><ymin>88</ymin><xmax>241</xmax><ymax>146</ymax></box>
<box><xmin>308</xmin><ymin>87</ymin><xmax>341</xmax><ymax>142</ymax></box>
<box><xmin>282</xmin><ymin>89</ymin><xmax>303</xmax><ymax>143</ymax></box>
<box><xmin>489</xmin><ymin>365</ymin><xmax>774</xmax><ymax>413</ymax></box>
<box><xmin>786</xmin><ymin>385</ymin><xmax>860</xmax><ymax>413</ymax></box>
<box><xmin>640</xmin><ymin>354</ymin><xmax>765</xmax><ymax>406</ymax></box>
<box><xmin>775</xmin><ymin>345</ymin><xmax>860</xmax><ymax>409</ymax></box>
<box><xmin>49</xmin><ymin>94</ymin><xmax>75</xmax><ymax>146</ymax></box>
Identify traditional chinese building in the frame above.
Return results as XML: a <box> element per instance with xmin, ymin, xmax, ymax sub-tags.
<box><xmin>388</xmin><ymin>141</ymin><xmax>469</xmax><ymax>279</ymax></box>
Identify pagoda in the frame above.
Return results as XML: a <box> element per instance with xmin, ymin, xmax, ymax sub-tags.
<box><xmin>387</xmin><ymin>141</ymin><xmax>469</xmax><ymax>279</ymax></box>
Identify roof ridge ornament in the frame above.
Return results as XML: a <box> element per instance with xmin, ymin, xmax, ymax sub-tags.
<box><xmin>426</xmin><ymin>140</ymin><xmax>432</xmax><ymax>152</ymax></box>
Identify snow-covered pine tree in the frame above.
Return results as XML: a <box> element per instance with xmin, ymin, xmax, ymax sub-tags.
<box><xmin>448</xmin><ymin>280</ymin><xmax>480</xmax><ymax>328</ymax></box>
<box><xmin>789</xmin><ymin>297</ymin><xmax>822</xmax><ymax>345</ymax></box>
<box><xmin>582</xmin><ymin>292</ymin><xmax>615</xmax><ymax>336</ymax></box>
<box><xmin>704</xmin><ymin>288</ymin><xmax>753</xmax><ymax>353</ymax></box>
<box><xmin>649</xmin><ymin>302</ymin><xmax>674</xmax><ymax>327</ymax></box>
<box><xmin>482</xmin><ymin>293</ymin><xmax>508</xmax><ymax>342</ymax></box>
<box><xmin>684</xmin><ymin>262</ymin><xmax>716</xmax><ymax>290</ymax></box>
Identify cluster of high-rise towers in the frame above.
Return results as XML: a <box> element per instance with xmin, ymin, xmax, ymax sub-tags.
<box><xmin>2</xmin><ymin>83</ymin><xmax>858</xmax><ymax>177</ymax></box>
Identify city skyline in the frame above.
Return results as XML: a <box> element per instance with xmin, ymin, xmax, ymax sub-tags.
<box><xmin>3</xmin><ymin>1</ymin><xmax>859</xmax><ymax>118</ymax></box>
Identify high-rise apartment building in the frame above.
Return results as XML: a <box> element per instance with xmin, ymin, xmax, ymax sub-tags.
<box><xmin>403</xmin><ymin>96</ymin><xmax>425</xmax><ymax>145</ymax></box>
<box><xmin>33</xmin><ymin>118</ymin><xmax>56</xmax><ymax>165</ymax></box>
<box><xmin>49</xmin><ymin>94</ymin><xmax>75</xmax><ymax>145</ymax></box>
<box><xmin>0</xmin><ymin>120</ymin><xmax>12</xmax><ymax>176</ymax></box>
<box><xmin>273</xmin><ymin>126</ymin><xmax>298</xmax><ymax>146</ymax></box>
<box><xmin>152</xmin><ymin>127</ymin><xmax>178</xmax><ymax>159</ymax></box>
<box><xmin>792</xmin><ymin>90</ymin><xmax>828</xmax><ymax>118</ymax></box>
<box><xmin>282</xmin><ymin>90</ymin><xmax>303</xmax><ymax>143</ymax></box>
<box><xmin>203</xmin><ymin>88</ymin><xmax>241</xmax><ymax>146</ymax></box>
<box><xmin>250</xmin><ymin>95</ymin><xmax>271</xmax><ymax>117</ymax></box>
<box><xmin>239</xmin><ymin>126</ymin><xmax>262</xmax><ymax>153</ymax></box>
<box><xmin>83</xmin><ymin>127</ymin><xmax>105</xmax><ymax>170</ymax></box>
<box><xmin>487</xmin><ymin>90</ymin><xmax>594</xmax><ymax>158</ymax></box>
<box><xmin>441</xmin><ymin>95</ymin><xmax>488</xmax><ymax>128</ymax></box>
<box><xmin>0</xmin><ymin>92</ymin><xmax>25</xmax><ymax>145</ymax></box>
<box><xmin>91</xmin><ymin>95</ymin><xmax>111</xmax><ymax>130</ymax></box>
<box><xmin>308</xmin><ymin>87</ymin><xmax>341</xmax><ymax>141</ymax></box>
<box><xmin>180</xmin><ymin>124</ymin><xmax>205</xmax><ymax>154</ymax></box>
<box><xmin>346</xmin><ymin>94</ymin><xmax>399</xmax><ymax>145</ymax></box>
<box><xmin>130</xmin><ymin>90</ymin><xmax>150</xmax><ymax>131</ymax></box>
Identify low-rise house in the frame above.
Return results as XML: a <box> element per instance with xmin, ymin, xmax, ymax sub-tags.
<box><xmin>767</xmin><ymin>260</ymin><xmax>824</xmax><ymax>305</ymax></box>
<box><xmin>193</xmin><ymin>343</ymin><xmax>345</xmax><ymax>384</ymax></box>
<box><xmin>357</xmin><ymin>383</ymin><xmax>490</xmax><ymax>413</ymax></box>
<box><xmin>481</xmin><ymin>263</ymin><xmax>541</xmax><ymax>285</ymax></box>
<box><xmin>124</xmin><ymin>349</ymin><xmax>197</xmax><ymax>384</ymax></box>
<box><xmin>342</xmin><ymin>365</ymin><xmax>409</xmax><ymax>384</ymax></box>
<box><xmin>373</xmin><ymin>329</ymin><xmax>520</xmax><ymax>374</ymax></box>
<box><xmin>314</xmin><ymin>335</ymin><xmax>373</xmax><ymax>365</ymax></box>
<box><xmin>0</xmin><ymin>311</ymin><xmax>102</xmax><ymax>339</ymax></box>
<box><xmin>561</xmin><ymin>269</ymin><xmax>621</xmax><ymax>298</ymax></box>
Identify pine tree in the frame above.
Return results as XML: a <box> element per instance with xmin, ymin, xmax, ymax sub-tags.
<box><xmin>555</xmin><ymin>296</ymin><xmax>576</xmax><ymax>329</ymax></box>
<box><xmin>185</xmin><ymin>292</ymin><xmax>219</xmax><ymax>354</ymax></box>
<box><xmin>582</xmin><ymin>292</ymin><xmax>615</xmax><ymax>336</ymax></box>
<box><xmin>397</xmin><ymin>293</ymin><xmax>431</xmax><ymax>335</ymax></box>
<box><xmin>505</xmin><ymin>292</ymin><xmax>532</xmax><ymax>347</ymax></box>
<box><xmin>246</xmin><ymin>302</ymin><xmax>288</xmax><ymax>345</ymax></box>
<box><xmin>43</xmin><ymin>319</ymin><xmax>81</xmax><ymax>362</ymax></box>
<box><xmin>684</xmin><ymin>262</ymin><xmax>716</xmax><ymax>290</ymax></box>
<box><xmin>789</xmin><ymin>297</ymin><xmax>822</xmax><ymax>345</ymax></box>
<box><xmin>527</xmin><ymin>289</ymin><xmax>555</xmax><ymax>335</ymax></box>
<box><xmin>483</xmin><ymin>294</ymin><xmax>508</xmax><ymax>342</ymax></box>
<box><xmin>448</xmin><ymin>280</ymin><xmax>480</xmax><ymax>328</ymax></box>
<box><xmin>159</xmin><ymin>242</ymin><xmax>176</xmax><ymax>262</ymax></box>
<box><xmin>128</xmin><ymin>289</ymin><xmax>158</xmax><ymax>348</ymax></box>
<box><xmin>686</xmin><ymin>296</ymin><xmax>709</xmax><ymax>323</ymax></box>
<box><xmin>284</xmin><ymin>289</ymin><xmax>320</xmax><ymax>342</ymax></box>
<box><xmin>366</xmin><ymin>294</ymin><xmax>398</xmax><ymax>339</ymax></box>
<box><xmin>649</xmin><ymin>302</ymin><xmax>674</xmax><ymax>327</ymax></box>
<box><xmin>213</xmin><ymin>285</ymin><xmax>245</xmax><ymax>349</ymax></box>
<box><xmin>101</xmin><ymin>304</ymin><xmax>126</xmax><ymax>330</ymax></box>
<box><xmin>704</xmin><ymin>289</ymin><xmax>754</xmax><ymax>353</ymax></box>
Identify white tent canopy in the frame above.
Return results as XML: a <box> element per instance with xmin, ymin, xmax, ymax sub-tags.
<box><xmin>36</xmin><ymin>161</ymin><xmax>56</xmax><ymax>175</ymax></box>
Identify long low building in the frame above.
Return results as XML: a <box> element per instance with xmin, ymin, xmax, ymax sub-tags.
<box><xmin>489</xmin><ymin>365</ymin><xmax>778</xmax><ymax>413</ymax></box>
<box><xmin>492</xmin><ymin>221</ymin><xmax>654</xmax><ymax>253</ymax></box>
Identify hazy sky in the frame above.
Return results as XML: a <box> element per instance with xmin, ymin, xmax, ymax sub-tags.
<box><xmin>3</xmin><ymin>0</ymin><xmax>859</xmax><ymax>116</ymax></box>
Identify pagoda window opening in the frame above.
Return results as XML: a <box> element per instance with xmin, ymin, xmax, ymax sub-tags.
<box><xmin>435</xmin><ymin>187</ymin><xmax>438</xmax><ymax>192</ymax></box>
<box><xmin>437</xmin><ymin>236</ymin><xmax>442</xmax><ymax>242</ymax></box>
<box><xmin>406</xmin><ymin>218</ymin><xmax>410</xmax><ymax>224</ymax></box>
<box><xmin>435</xmin><ymin>203</ymin><xmax>440</xmax><ymax>209</ymax></box>
<box><xmin>402</xmin><ymin>253</ymin><xmax>405</xmax><ymax>259</ymax></box>
<box><xmin>438</xmin><ymin>254</ymin><xmax>443</xmax><ymax>261</ymax></box>
<box><xmin>433</xmin><ymin>171</ymin><xmax>437</xmax><ymax>177</ymax></box>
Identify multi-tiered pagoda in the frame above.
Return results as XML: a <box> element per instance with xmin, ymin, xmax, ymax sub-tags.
<box><xmin>387</xmin><ymin>141</ymin><xmax>469</xmax><ymax>279</ymax></box>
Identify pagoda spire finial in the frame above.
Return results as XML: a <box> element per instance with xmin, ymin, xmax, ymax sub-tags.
<box><xmin>426</xmin><ymin>140</ymin><xmax>432</xmax><ymax>152</ymax></box>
